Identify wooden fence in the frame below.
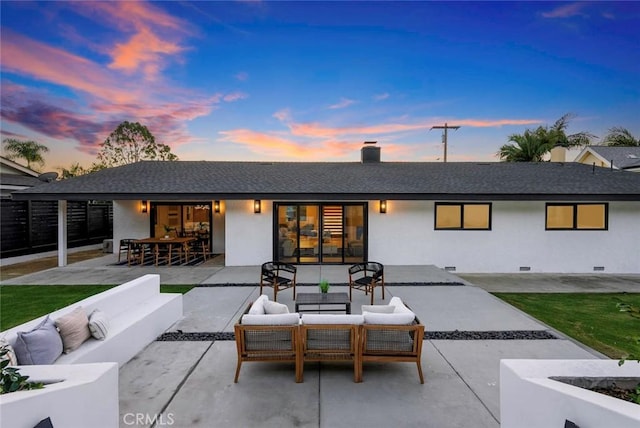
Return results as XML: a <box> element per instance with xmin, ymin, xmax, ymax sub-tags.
<box><xmin>1</xmin><ymin>200</ymin><xmax>113</xmax><ymax>258</ymax></box>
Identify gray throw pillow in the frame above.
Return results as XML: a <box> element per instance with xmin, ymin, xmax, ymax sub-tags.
<box><xmin>13</xmin><ymin>316</ymin><xmax>63</xmax><ymax>365</ymax></box>
<box><xmin>88</xmin><ymin>309</ymin><xmax>109</xmax><ymax>340</ymax></box>
<box><xmin>263</xmin><ymin>300</ymin><xmax>289</xmax><ymax>314</ymax></box>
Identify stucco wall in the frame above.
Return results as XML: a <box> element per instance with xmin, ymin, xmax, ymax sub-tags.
<box><xmin>370</xmin><ymin>200</ymin><xmax>640</xmax><ymax>273</ymax></box>
<box><xmin>211</xmin><ymin>201</ymin><xmax>225</xmax><ymax>254</ymax></box>
<box><xmin>225</xmin><ymin>199</ymin><xmax>273</xmax><ymax>266</ymax></box>
<box><xmin>113</xmin><ymin>200</ymin><xmax>149</xmax><ymax>251</ymax></box>
<box><xmin>115</xmin><ymin>199</ymin><xmax>639</xmax><ymax>273</ymax></box>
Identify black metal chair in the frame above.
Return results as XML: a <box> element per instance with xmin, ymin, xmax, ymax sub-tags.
<box><xmin>260</xmin><ymin>261</ymin><xmax>297</xmax><ymax>302</ymax></box>
<box><xmin>348</xmin><ymin>262</ymin><xmax>384</xmax><ymax>305</ymax></box>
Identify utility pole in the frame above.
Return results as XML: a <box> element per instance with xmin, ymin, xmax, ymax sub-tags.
<box><xmin>430</xmin><ymin>123</ymin><xmax>460</xmax><ymax>162</ymax></box>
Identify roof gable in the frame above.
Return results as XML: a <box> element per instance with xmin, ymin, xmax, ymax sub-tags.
<box><xmin>575</xmin><ymin>146</ymin><xmax>640</xmax><ymax>170</ymax></box>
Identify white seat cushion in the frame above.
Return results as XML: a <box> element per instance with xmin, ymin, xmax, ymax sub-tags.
<box><xmin>301</xmin><ymin>314</ymin><xmax>364</xmax><ymax>325</ymax></box>
<box><xmin>241</xmin><ymin>313</ymin><xmax>300</xmax><ymax>325</ymax></box>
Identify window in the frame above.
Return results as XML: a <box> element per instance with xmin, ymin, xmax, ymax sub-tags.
<box><xmin>545</xmin><ymin>203</ymin><xmax>607</xmax><ymax>230</ymax></box>
<box><xmin>435</xmin><ymin>203</ymin><xmax>491</xmax><ymax>230</ymax></box>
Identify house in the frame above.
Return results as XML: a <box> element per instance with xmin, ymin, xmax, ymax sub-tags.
<box><xmin>0</xmin><ymin>156</ymin><xmax>43</xmax><ymax>198</ymax></box>
<box><xmin>11</xmin><ymin>145</ymin><xmax>640</xmax><ymax>273</ymax></box>
<box><xmin>574</xmin><ymin>146</ymin><xmax>640</xmax><ymax>172</ymax></box>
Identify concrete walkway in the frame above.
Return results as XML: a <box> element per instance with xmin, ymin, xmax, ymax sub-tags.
<box><xmin>2</xmin><ymin>256</ymin><xmax>638</xmax><ymax>427</ymax></box>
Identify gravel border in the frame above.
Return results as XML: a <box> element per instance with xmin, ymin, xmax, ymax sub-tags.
<box><xmin>196</xmin><ymin>282</ymin><xmax>465</xmax><ymax>287</ymax></box>
<box><xmin>157</xmin><ymin>330</ymin><xmax>557</xmax><ymax>342</ymax></box>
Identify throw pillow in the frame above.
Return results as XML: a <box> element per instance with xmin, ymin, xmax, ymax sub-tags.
<box><xmin>13</xmin><ymin>316</ymin><xmax>63</xmax><ymax>365</ymax></box>
<box><xmin>263</xmin><ymin>300</ymin><xmax>289</xmax><ymax>314</ymax></box>
<box><xmin>55</xmin><ymin>306</ymin><xmax>92</xmax><ymax>353</ymax></box>
<box><xmin>88</xmin><ymin>309</ymin><xmax>110</xmax><ymax>340</ymax></box>
<box><xmin>361</xmin><ymin>305</ymin><xmax>395</xmax><ymax>314</ymax></box>
<box><xmin>248</xmin><ymin>295</ymin><xmax>268</xmax><ymax>315</ymax></box>
<box><xmin>0</xmin><ymin>337</ymin><xmax>18</xmax><ymax>366</ymax></box>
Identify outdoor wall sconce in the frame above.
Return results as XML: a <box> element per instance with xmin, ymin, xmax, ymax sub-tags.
<box><xmin>214</xmin><ymin>200</ymin><xmax>220</xmax><ymax>213</ymax></box>
<box><xmin>254</xmin><ymin>199</ymin><xmax>261</xmax><ymax>214</ymax></box>
<box><xmin>141</xmin><ymin>200</ymin><xmax>148</xmax><ymax>213</ymax></box>
<box><xmin>379</xmin><ymin>200</ymin><xmax>387</xmax><ymax>214</ymax></box>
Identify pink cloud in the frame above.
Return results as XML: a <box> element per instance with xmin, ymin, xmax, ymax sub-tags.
<box><xmin>328</xmin><ymin>98</ymin><xmax>356</xmax><ymax>109</ymax></box>
<box><xmin>1</xmin><ymin>30</ymin><xmax>140</xmax><ymax>104</ymax></box>
<box><xmin>223</xmin><ymin>92</ymin><xmax>249</xmax><ymax>102</ymax></box>
<box><xmin>541</xmin><ymin>3</ymin><xmax>587</xmax><ymax>19</ymax></box>
<box><xmin>72</xmin><ymin>1</ymin><xmax>190</xmax><ymax>80</ymax></box>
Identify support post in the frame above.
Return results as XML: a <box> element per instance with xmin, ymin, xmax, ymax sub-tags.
<box><xmin>58</xmin><ymin>200</ymin><xmax>68</xmax><ymax>267</ymax></box>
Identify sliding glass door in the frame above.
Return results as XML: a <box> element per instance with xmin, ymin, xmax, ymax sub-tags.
<box><xmin>275</xmin><ymin>202</ymin><xmax>366</xmax><ymax>264</ymax></box>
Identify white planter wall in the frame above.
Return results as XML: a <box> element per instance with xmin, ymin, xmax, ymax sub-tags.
<box><xmin>0</xmin><ymin>363</ymin><xmax>119</xmax><ymax>428</ymax></box>
<box><xmin>500</xmin><ymin>359</ymin><xmax>640</xmax><ymax>428</ymax></box>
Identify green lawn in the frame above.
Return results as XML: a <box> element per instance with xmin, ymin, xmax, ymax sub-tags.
<box><xmin>0</xmin><ymin>284</ymin><xmax>194</xmax><ymax>330</ymax></box>
<box><xmin>493</xmin><ymin>293</ymin><xmax>640</xmax><ymax>359</ymax></box>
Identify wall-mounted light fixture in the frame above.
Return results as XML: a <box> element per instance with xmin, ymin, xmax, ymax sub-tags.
<box><xmin>214</xmin><ymin>200</ymin><xmax>221</xmax><ymax>213</ymax></box>
<box><xmin>254</xmin><ymin>199</ymin><xmax>261</xmax><ymax>214</ymax></box>
<box><xmin>141</xmin><ymin>200</ymin><xmax>148</xmax><ymax>213</ymax></box>
<box><xmin>379</xmin><ymin>200</ymin><xmax>387</xmax><ymax>214</ymax></box>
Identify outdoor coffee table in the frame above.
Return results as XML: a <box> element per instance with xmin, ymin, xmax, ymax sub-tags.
<box><xmin>295</xmin><ymin>292</ymin><xmax>351</xmax><ymax>314</ymax></box>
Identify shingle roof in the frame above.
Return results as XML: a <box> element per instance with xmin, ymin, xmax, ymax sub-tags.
<box><xmin>11</xmin><ymin>161</ymin><xmax>640</xmax><ymax>201</ymax></box>
<box><xmin>0</xmin><ymin>173</ymin><xmax>44</xmax><ymax>188</ymax></box>
<box><xmin>587</xmin><ymin>146</ymin><xmax>640</xmax><ymax>170</ymax></box>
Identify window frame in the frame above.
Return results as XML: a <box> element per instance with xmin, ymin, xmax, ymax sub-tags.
<box><xmin>545</xmin><ymin>203</ymin><xmax>608</xmax><ymax>231</ymax></box>
<box><xmin>434</xmin><ymin>202</ymin><xmax>492</xmax><ymax>231</ymax></box>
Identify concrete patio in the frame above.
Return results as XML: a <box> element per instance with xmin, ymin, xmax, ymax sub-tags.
<box><xmin>2</xmin><ymin>253</ymin><xmax>638</xmax><ymax>428</ymax></box>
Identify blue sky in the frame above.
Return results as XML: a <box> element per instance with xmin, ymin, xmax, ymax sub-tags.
<box><xmin>1</xmin><ymin>1</ymin><xmax>639</xmax><ymax>170</ymax></box>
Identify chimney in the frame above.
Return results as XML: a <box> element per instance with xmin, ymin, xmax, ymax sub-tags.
<box><xmin>361</xmin><ymin>141</ymin><xmax>381</xmax><ymax>163</ymax></box>
<box><xmin>550</xmin><ymin>145</ymin><xmax>566</xmax><ymax>162</ymax></box>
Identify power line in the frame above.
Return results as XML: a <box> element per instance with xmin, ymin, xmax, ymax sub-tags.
<box><xmin>430</xmin><ymin>123</ymin><xmax>460</xmax><ymax>162</ymax></box>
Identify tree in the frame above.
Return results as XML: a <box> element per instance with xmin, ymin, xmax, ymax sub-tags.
<box><xmin>497</xmin><ymin>130</ymin><xmax>549</xmax><ymax>162</ymax></box>
<box><xmin>96</xmin><ymin>121</ymin><xmax>178</xmax><ymax>168</ymax></box>
<box><xmin>58</xmin><ymin>162</ymin><xmax>105</xmax><ymax>179</ymax></box>
<box><xmin>601</xmin><ymin>127</ymin><xmax>639</xmax><ymax>147</ymax></box>
<box><xmin>2</xmin><ymin>138</ymin><xmax>49</xmax><ymax>170</ymax></box>
<box><xmin>497</xmin><ymin>113</ymin><xmax>595</xmax><ymax>162</ymax></box>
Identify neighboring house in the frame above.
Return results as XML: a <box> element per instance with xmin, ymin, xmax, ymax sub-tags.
<box><xmin>11</xmin><ymin>145</ymin><xmax>640</xmax><ymax>273</ymax></box>
<box><xmin>0</xmin><ymin>156</ymin><xmax>43</xmax><ymax>198</ymax></box>
<box><xmin>574</xmin><ymin>146</ymin><xmax>640</xmax><ymax>172</ymax></box>
<box><xmin>1</xmin><ymin>156</ymin><xmax>113</xmax><ymax>258</ymax></box>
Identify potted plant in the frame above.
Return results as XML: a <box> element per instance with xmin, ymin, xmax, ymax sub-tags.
<box><xmin>163</xmin><ymin>225</ymin><xmax>172</xmax><ymax>238</ymax></box>
<box><xmin>0</xmin><ymin>347</ymin><xmax>44</xmax><ymax>394</ymax></box>
<box><xmin>319</xmin><ymin>279</ymin><xmax>330</xmax><ymax>294</ymax></box>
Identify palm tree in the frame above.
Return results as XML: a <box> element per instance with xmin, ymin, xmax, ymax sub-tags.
<box><xmin>497</xmin><ymin>130</ymin><xmax>549</xmax><ymax>162</ymax></box>
<box><xmin>2</xmin><ymin>138</ymin><xmax>49</xmax><ymax>170</ymax></box>
<box><xmin>497</xmin><ymin>113</ymin><xmax>595</xmax><ymax>162</ymax></box>
<box><xmin>601</xmin><ymin>127</ymin><xmax>639</xmax><ymax>147</ymax></box>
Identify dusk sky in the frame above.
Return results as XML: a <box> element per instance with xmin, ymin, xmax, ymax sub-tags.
<box><xmin>1</xmin><ymin>1</ymin><xmax>639</xmax><ymax>171</ymax></box>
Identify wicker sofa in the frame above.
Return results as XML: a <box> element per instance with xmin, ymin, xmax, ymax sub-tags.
<box><xmin>234</xmin><ymin>295</ymin><xmax>424</xmax><ymax>383</ymax></box>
